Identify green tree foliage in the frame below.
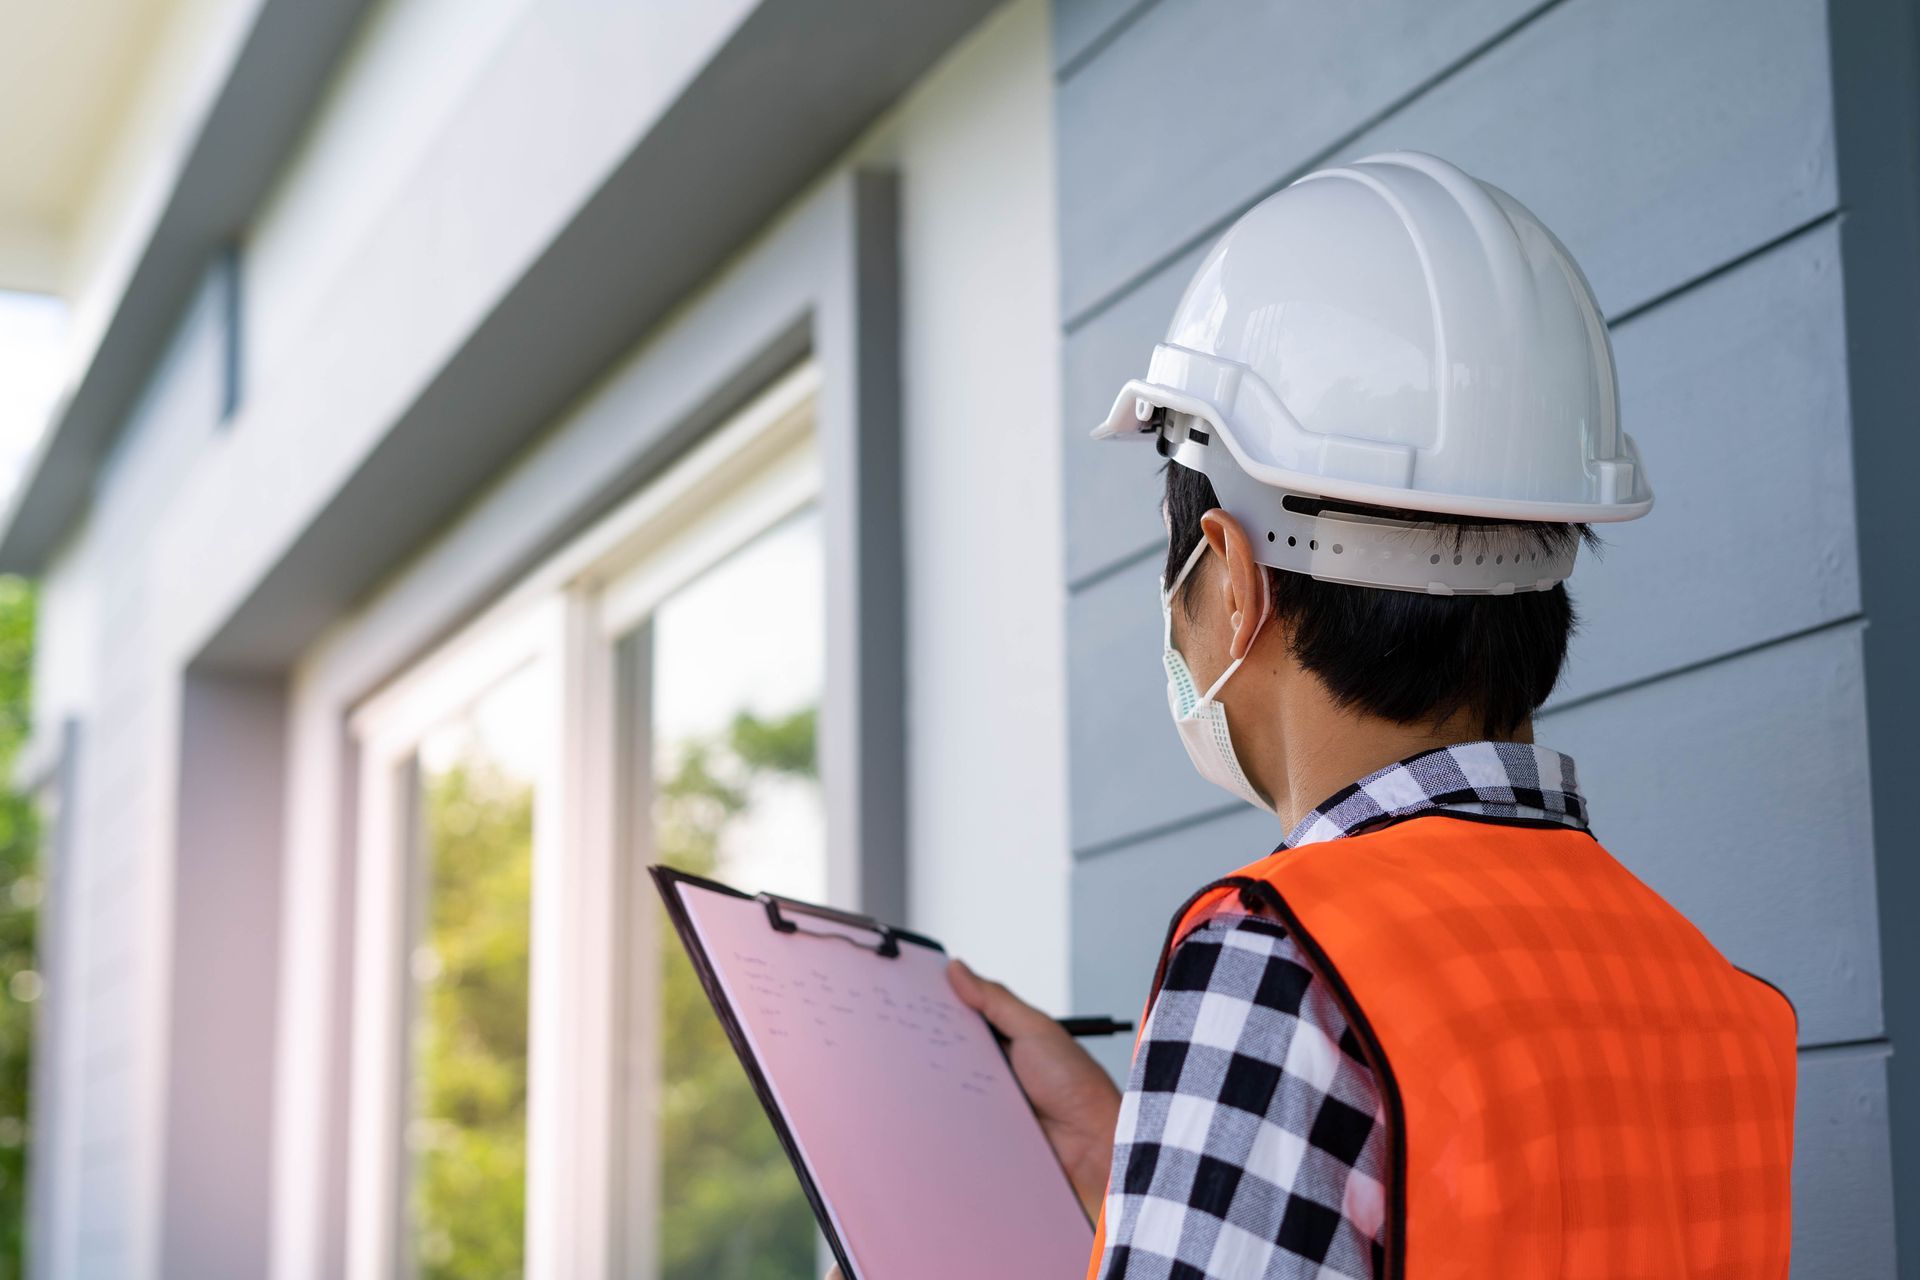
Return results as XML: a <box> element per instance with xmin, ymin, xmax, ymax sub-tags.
<box><xmin>0</xmin><ymin>579</ymin><xmax>34</xmax><ymax>1280</ymax></box>
<box><xmin>656</xmin><ymin>706</ymin><xmax>819</xmax><ymax>1280</ymax></box>
<box><xmin>407</xmin><ymin>702</ymin><xmax>819</xmax><ymax>1279</ymax></box>
<box><xmin>412</xmin><ymin>755</ymin><xmax>533</xmax><ymax>1279</ymax></box>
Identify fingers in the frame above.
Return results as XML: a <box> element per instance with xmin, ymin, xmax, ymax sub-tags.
<box><xmin>948</xmin><ymin>957</ymin><xmax>1056</xmax><ymax>1037</ymax></box>
<box><xmin>825</xmin><ymin>1268</ymin><xmax>843</xmax><ymax>1280</ymax></box>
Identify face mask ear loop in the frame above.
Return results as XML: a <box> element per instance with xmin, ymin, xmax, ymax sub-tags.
<box><xmin>1198</xmin><ymin>562</ymin><xmax>1270</xmax><ymax>704</ymax></box>
<box><xmin>1161</xmin><ymin>538</ymin><xmax>1210</xmax><ymax>650</ymax></box>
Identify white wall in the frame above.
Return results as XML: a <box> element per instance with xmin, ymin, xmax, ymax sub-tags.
<box><xmin>33</xmin><ymin>2</ymin><xmax>764</xmax><ymax>1276</ymax></box>
<box><xmin>850</xmin><ymin>0</ymin><xmax>1071</xmax><ymax>1012</ymax></box>
<box><xmin>154</xmin><ymin>0</ymin><xmax>760</xmax><ymax>672</ymax></box>
<box><xmin>243</xmin><ymin>0</ymin><xmax>536</xmax><ymax>392</ymax></box>
<box><xmin>257</xmin><ymin>0</ymin><xmax>1064</xmax><ymax>1266</ymax></box>
<box><xmin>27</xmin><ymin>0</ymin><xmax>1068</xmax><ymax>1273</ymax></box>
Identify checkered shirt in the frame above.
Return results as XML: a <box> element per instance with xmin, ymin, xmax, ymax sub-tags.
<box><xmin>1095</xmin><ymin>741</ymin><xmax>1588</xmax><ymax>1279</ymax></box>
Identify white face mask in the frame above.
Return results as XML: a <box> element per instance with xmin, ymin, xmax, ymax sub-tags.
<box><xmin>1160</xmin><ymin>538</ymin><xmax>1273</xmax><ymax>814</ymax></box>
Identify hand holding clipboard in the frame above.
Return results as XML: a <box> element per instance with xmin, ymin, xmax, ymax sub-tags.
<box><xmin>945</xmin><ymin>957</ymin><xmax>1125</xmax><ymax>1220</ymax></box>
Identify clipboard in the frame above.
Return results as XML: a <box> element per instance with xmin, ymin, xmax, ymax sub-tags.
<box><xmin>651</xmin><ymin>865</ymin><xmax>1095</xmax><ymax>1280</ymax></box>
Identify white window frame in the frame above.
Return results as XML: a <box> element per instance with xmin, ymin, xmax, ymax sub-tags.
<box><xmin>342</xmin><ymin>362</ymin><xmax>821</xmax><ymax>1280</ymax></box>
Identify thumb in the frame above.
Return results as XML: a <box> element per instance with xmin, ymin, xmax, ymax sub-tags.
<box><xmin>948</xmin><ymin>957</ymin><xmax>1054</xmax><ymax>1037</ymax></box>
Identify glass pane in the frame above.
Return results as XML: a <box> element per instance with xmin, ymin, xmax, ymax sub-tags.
<box><xmin>645</xmin><ymin>505</ymin><xmax>825</xmax><ymax>1278</ymax></box>
<box><xmin>407</xmin><ymin>661</ymin><xmax>545</xmax><ymax>1279</ymax></box>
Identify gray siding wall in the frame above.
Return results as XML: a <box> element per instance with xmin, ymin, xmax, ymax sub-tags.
<box><xmin>36</xmin><ymin>261</ymin><xmax>236</xmax><ymax>1278</ymax></box>
<box><xmin>1051</xmin><ymin>1</ymin><xmax>1895</xmax><ymax>1273</ymax></box>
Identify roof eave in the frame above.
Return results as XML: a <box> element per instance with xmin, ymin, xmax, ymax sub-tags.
<box><xmin>0</xmin><ymin>0</ymin><xmax>375</xmax><ymax>575</ymax></box>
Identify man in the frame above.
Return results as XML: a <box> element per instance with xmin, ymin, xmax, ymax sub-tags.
<box><xmin>829</xmin><ymin>147</ymin><xmax>1797</xmax><ymax>1274</ymax></box>
<box><xmin>949</xmin><ymin>151</ymin><xmax>1796</xmax><ymax>1279</ymax></box>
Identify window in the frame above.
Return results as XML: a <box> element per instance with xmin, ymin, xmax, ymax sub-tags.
<box><xmin>407</xmin><ymin>662</ymin><xmax>544</xmax><ymax>1276</ymax></box>
<box><xmin>612</xmin><ymin>503</ymin><xmax>826</xmax><ymax>1278</ymax></box>
<box><xmin>348</xmin><ymin>363</ymin><xmax>827</xmax><ymax>1278</ymax></box>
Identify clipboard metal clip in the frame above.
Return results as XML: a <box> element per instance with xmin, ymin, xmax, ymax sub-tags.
<box><xmin>757</xmin><ymin>892</ymin><xmax>902</xmax><ymax>958</ymax></box>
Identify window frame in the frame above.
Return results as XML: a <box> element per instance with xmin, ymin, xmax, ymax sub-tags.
<box><xmin>280</xmin><ymin>167</ymin><xmax>904</xmax><ymax>1280</ymax></box>
<box><xmin>343</xmin><ymin>364</ymin><xmax>825</xmax><ymax>1279</ymax></box>
<box><xmin>345</xmin><ymin>596</ymin><xmax>558</xmax><ymax>1280</ymax></box>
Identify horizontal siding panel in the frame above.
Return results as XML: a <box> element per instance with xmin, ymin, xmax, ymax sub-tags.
<box><xmin>1071</xmin><ymin>804</ymin><xmax>1275</xmax><ymax>1081</ymax></box>
<box><xmin>81</xmin><ymin>894</ymin><xmax>134</xmax><ymax>968</ymax></box>
<box><xmin>1057</xmin><ymin>0</ymin><xmax>1549</xmax><ymax>318</ymax></box>
<box><xmin>76</xmin><ymin>1235</ymin><xmax>131</xmax><ymax>1280</ymax></box>
<box><xmin>1060</xmin><ymin>0</ymin><xmax>1838</xmax><ymax>584</ymax></box>
<box><xmin>1548</xmin><ymin>221</ymin><xmax>1857</xmax><ymax>703</ymax></box>
<box><xmin>1065</xmin><ymin>227</ymin><xmax>1857</xmax><ymax>793</ymax></box>
<box><xmin>1060</xmin><ymin>242</ymin><xmax>1204</xmax><ymax>586</ymax></box>
<box><xmin>1051</xmin><ymin>0</ymin><xmax>1149</xmax><ymax>74</ymax></box>
<box><xmin>77</xmin><ymin>1057</ymin><xmax>134</xmax><ymax>1158</ymax></box>
<box><xmin>63</xmin><ymin>717</ymin><xmax>149</xmax><ymax>1279</ymax></box>
<box><xmin>1071</xmin><ymin>622</ymin><xmax>1879</xmax><ymax>1048</ymax></box>
<box><xmin>1319</xmin><ymin>0</ymin><xmax>1836</xmax><ymax>320</ymax></box>
<box><xmin>1066</xmin><ymin>551</ymin><xmax>1222</xmax><ymax>846</ymax></box>
<box><xmin>1058</xmin><ymin>0</ymin><xmax>1834</xmax><ymax>325</ymax></box>
<box><xmin>1791</xmin><ymin>1045</ymin><xmax>1897</xmax><ymax>1276</ymax></box>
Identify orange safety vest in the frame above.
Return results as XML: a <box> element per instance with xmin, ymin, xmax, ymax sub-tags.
<box><xmin>1086</xmin><ymin>813</ymin><xmax>1796</xmax><ymax>1280</ymax></box>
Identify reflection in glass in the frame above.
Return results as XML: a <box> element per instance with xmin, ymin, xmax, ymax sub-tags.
<box><xmin>408</xmin><ymin>663</ymin><xmax>544</xmax><ymax>1278</ymax></box>
<box><xmin>644</xmin><ymin>506</ymin><xmax>825</xmax><ymax>1278</ymax></box>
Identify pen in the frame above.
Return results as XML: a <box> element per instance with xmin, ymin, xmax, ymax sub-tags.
<box><xmin>1057</xmin><ymin>1016</ymin><xmax>1133</xmax><ymax>1037</ymax></box>
<box><xmin>992</xmin><ymin>1017</ymin><xmax>1134</xmax><ymax>1052</ymax></box>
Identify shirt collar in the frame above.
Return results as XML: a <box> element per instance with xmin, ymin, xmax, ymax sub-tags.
<box><xmin>1282</xmin><ymin>740</ymin><xmax>1587</xmax><ymax>849</ymax></box>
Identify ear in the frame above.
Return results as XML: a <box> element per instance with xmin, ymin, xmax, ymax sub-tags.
<box><xmin>1199</xmin><ymin>509</ymin><xmax>1268</xmax><ymax>661</ymax></box>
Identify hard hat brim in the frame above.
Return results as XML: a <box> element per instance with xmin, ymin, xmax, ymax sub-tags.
<box><xmin>1095</xmin><ymin>378</ymin><xmax>1653</xmax><ymax>525</ymax></box>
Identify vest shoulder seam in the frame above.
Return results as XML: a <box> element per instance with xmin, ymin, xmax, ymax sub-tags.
<box><xmin>1732</xmin><ymin>963</ymin><xmax>1801</xmax><ymax>1038</ymax></box>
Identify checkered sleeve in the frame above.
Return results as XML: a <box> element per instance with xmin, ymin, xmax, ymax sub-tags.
<box><xmin>1096</xmin><ymin>913</ymin><xmax>1388</xmax><ymax>1280</ymax></box>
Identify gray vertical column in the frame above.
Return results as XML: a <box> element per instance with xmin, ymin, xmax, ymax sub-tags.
<box><xmin>816</xmin><ymin>169</ymin><xmax>909</xmax><ymax>925</ymax></box>
<box><xmin>1832</xmin><ymin>0</ymin><xmax>1920</xmax><ymax>1270</ymax></box>
<box><xmin>159</xmin><ymin>669</ymin><xmax>288</xmax><ymax>1279</ymax></box>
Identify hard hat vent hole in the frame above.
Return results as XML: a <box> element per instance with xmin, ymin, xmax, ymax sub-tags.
<box><xmin>1430</xmin><ymin>554</ymin><xmax>1441</xmax><ymax>565</ymax></box>
<box><xmin>1287</xmin><ymin>536</ymin><xmax>1296</xmax><ymax>547</ymax></box>
<box><xmin>1475</xmin><ymin>554</ymin><xmax>1485</xmax><ymax>566</ymax></box>
<box><xmin>1332</xmin><ymin>544</ymin><xmax>1343</xmax><ymax>555</ymax></box>
<box><xmin>1267</xmin><ymin>531</ymin><xmax>1275</xmax><ymax>543</ymax></box>
<box><xmin>1495</xmin><ymin>555</ymin><xmax>1503</xmax><ymax>565</ymax></box>
<box><xmin>1309</xmin><ymin>539</ymin><xmax>1318</xmax><ymax>551</ymax></box>
<box><xmin>1453</xmin><ymin>555</ymin><xmax>1463</xmax><ymax>566</ymax></box>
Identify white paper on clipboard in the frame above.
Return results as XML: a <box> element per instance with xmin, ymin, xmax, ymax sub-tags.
<box><xmin>660</xmin><ymin>870</ymin><xmax>1095</xmax><ymax>1280</ymax></box>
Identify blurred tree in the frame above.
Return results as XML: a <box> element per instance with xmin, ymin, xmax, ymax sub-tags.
<box><xmin>412</xmin><ymin>753</ymin><xmax>532</xmax><ymax>1280</ymax></box>
<box><xmin>656</xmin><ymin>706</ymin><xmax>819</xmax><ymax>1280</ymax></box>
<box><xmin>405</xmin><ymin>701</ymin><xmax>820</xmax><ymax>1279</ymax></box>
<box><xmin>0</xmin><ymin>578</ymin><xmax>37</xmax><ymax>1280</ymax></box>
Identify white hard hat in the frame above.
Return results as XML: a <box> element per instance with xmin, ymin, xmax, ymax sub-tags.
<box><xmin>1095</xmin><ymin>150</ymin><xmax>1652</xmax><ymax>595</ymax></box>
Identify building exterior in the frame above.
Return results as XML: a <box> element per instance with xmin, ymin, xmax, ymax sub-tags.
<box><xmin>0</xmin><ymin>1</ymin><xmax>1912</xmax><ymax>1277</ymax></box>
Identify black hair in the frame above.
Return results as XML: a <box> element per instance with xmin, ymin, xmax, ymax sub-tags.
<box><xmin>1162</xmin><ymin>461</ymin><xmax>1598</xmax><ymax>738</ymax></box>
